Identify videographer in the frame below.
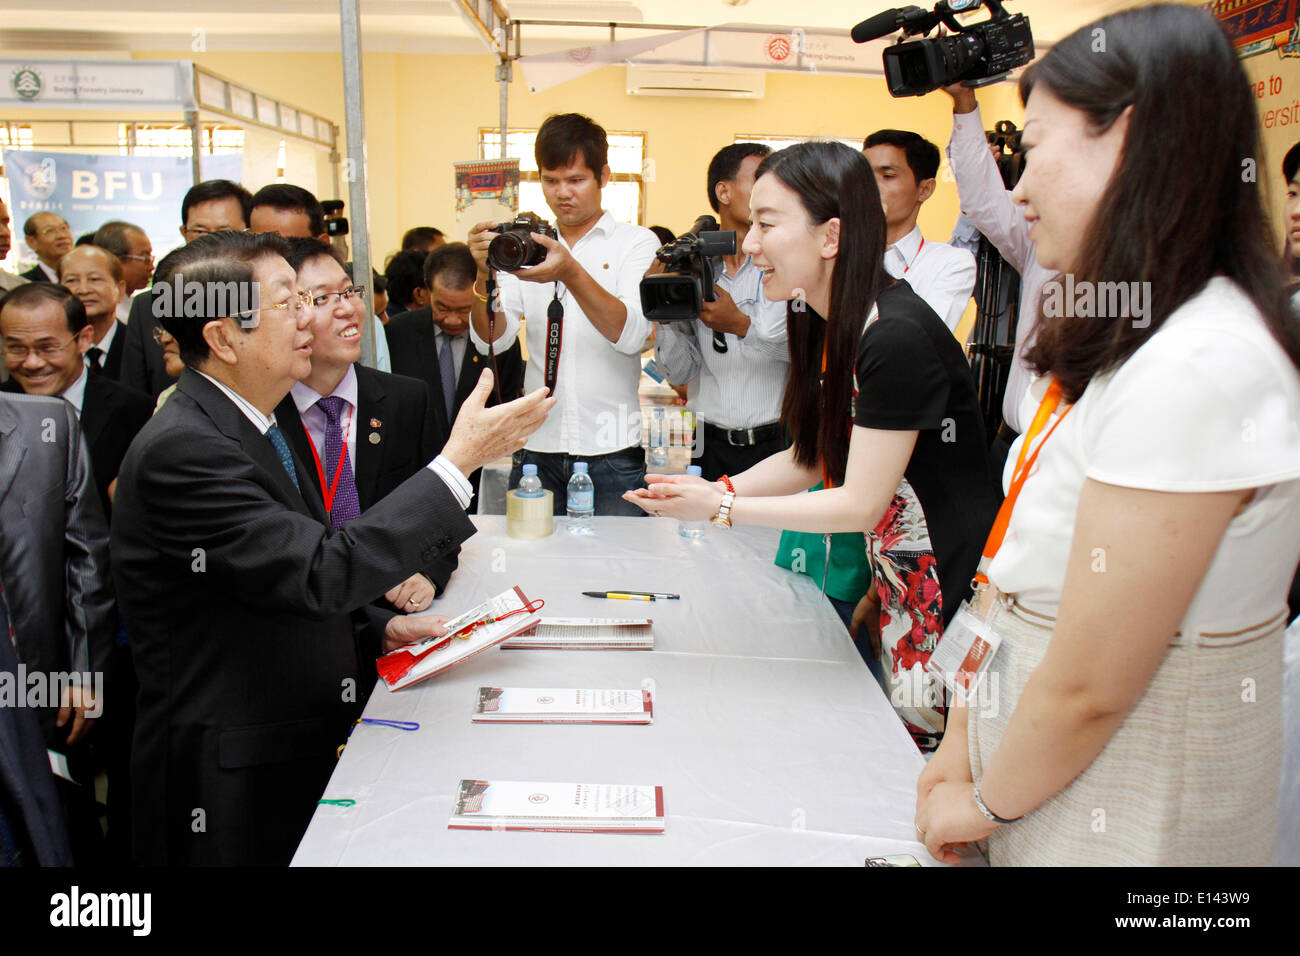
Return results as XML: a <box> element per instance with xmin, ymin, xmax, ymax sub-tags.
<box><xmin>942</xmin><ymin>81</ymin><xmax>1054</xmax><ymax>464</ymax></box>
<box><xmin>654</xmin><ymin>143</ymin><xmax>790</xmax><ymax>480</ymax></box>
<box><xmin>468</xmin><ymin>113</ymin><xmax>660</xmax><ymax>514</ymax></box>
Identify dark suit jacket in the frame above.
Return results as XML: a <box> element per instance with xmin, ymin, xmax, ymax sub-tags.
<box><xmin>93</xmin><ymin>320</ymin><xmax>126</xmax><ymax>382</ymax></box>
<box><xmin>0</xmin><ymin>597</ymin><xmax>73</xmax><ymax>865</ymax></box>
<box><xmin>2</xmin><ymin>374</ymin><xmax>153</xmax><ymax>517</ymax></box>
<box><xmin>121</xmin><ymin>292</ymin><xmax>177</xmax><ymax>399</ymax></box>
<box><xmin>110</xmin><ymin>369</ymin><xmax>475</xmax><ymax>866</ymax></box>
<box><xmin>385</xmin><ymin>308</ymin><xmax>523</xmax><ymax>509</ymax></box>
<box><xmin>274</xmin><ymin>364</ymin><xmax>459</xmax><ymax>600</ymax></box>
<box><xmin>0</xmin><ymin>394</ymin><xmax>115</xmax><ymax>746</ymax></box>
<box><xmin>20</xmin><ymin>264</ymin><xmax>50</xmax><ymax>283</ymax></box>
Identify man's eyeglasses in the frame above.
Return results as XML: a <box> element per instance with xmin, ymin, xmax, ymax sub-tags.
<box><xmin>122</xmin><ymin>253</ymin><xmax>155</xmax><ymax>264</ymax></box>
<box><xmin>151</xmin><ymin>325</ymin><xmax>174</xmax><ymax>345</ymax></box>
<box><xmin>3</xmin><ymin>337</ymin><xmax>77</xmax><ymax>361</ymax></box>
<box><xmin>232</xmin><ymin>292</ymin><xmax>314</xmax><ymax>325</ymax></box>
<box><xmin>309</xmin><ymin>286</ymin><xmax>366</xmax><ymax>308</ymax></box>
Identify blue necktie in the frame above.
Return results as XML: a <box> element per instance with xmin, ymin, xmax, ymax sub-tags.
<box><xmin>265</xmin><ymin>425</ymin><xmax>301</xmax><ymax>493</ymax></box>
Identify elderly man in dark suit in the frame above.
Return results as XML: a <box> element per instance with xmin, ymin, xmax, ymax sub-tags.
<box><xmin>1</xmin><ymin>283</ymin><xmax>153</xmax><ymax>516</ymax></box>
<box><xmin>274</xmin><ymin>239</ymin><xmax>457</xmax><ymax>624</ymax></box>
<box><xmin>111</xmin><ymin>231</ymin><xmax>553</xmax><ymax>866</ymax></box>
<box><xmin>59</xmin><ymin>246</ymin><xmax>127</xmax><ymax>382</ymax></box>
<box><xmin>20</xmin><ymin>212</ymin><xmax>73</xmax><ymax>283</ymax></box>
<box><xmin>385</xmin><ymin>243</ymin><xmax>524</xmax><ymax>511</ymax></box>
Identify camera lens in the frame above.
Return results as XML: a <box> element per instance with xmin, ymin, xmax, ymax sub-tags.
<box><xmin>488</xmin><ymin>232</ymin><xmax>529</xmax><ymax>272</ymax></box>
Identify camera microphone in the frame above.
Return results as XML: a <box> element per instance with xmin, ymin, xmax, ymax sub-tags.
<box><xmin>852</xmin><ymin>5</ymin><xmax>935</xmax><ymax>43</ymax></box>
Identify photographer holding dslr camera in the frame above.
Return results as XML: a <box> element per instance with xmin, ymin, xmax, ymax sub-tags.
<box><xmin>468</xmin><ymin>113</ymin><xmax>659</xmax><ymax>514</ymax></box>
<box><xmin>652</xmin><ymin>144</ymin><xmax>791</xmax><ymax>481</ymax></box>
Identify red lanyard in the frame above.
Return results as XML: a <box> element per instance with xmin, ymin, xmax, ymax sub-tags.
<box><xmin>973</xmin><ymin>380</ymin><xmax>1071</xmax><ymax>586</ymax></box>
<box><xmin>302</xmin><ymin>405</ymin><xmax>354</xmax><ymax>516</ymax></box>
<box><xmin>900</xmin><ymin>237</ymin><xmax>925</xmax><ymax>274</ymax></box>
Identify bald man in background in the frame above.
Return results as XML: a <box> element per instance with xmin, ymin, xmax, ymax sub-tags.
<box><xmin>60</xmin><ymin>245</ymin><xmax>126</xmax><ymax>381</ymax></box>
<box><xmin>21</xmin><ymin>212</ymin><xmax>73</xmax><ymax>284</ymax></box>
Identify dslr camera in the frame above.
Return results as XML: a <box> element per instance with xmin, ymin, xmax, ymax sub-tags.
<box><xmin>852</xmin><ymin>0</ymin><xmax>1034</xmax><ymax>98</ymax></box>
<box><xmin>487</xmin><ymin>212</ymin><xmax>558</xmax><ymax>272</ymax></box>
<box><xmin>639</xmin><ymin>215</ymin><xmax>737</xmax><ymax>323</ymax></box>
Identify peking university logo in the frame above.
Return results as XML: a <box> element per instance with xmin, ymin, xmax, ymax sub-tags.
<box><xmin>11</xmin><ymin>66</ymin><xmax>42</xmax><ymax>101</ymax></box>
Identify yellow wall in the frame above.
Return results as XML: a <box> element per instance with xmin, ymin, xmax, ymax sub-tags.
<box><xmin>134</xmin><ymin>48</ymin><xmax>1016</xmax><ymax>263</ymax></box>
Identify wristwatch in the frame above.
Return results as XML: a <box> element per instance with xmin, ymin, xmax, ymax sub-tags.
<box><xmin>710</xmin><ymin>489</ymin><xmax>736</xmax><ymax>529</ymax></box>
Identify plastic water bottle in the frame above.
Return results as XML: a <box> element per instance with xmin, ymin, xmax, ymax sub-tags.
<box><xmin>678</xmin><ymin>465</ymin><xmax>707</xmax><ymax>539</ymax></box>
<box><xmin>516</xmin><ymin>463</ymin><xmax>544</xmax><ymax>497</ymax></box>
<box><xmin>648</xmin><ymin>407</ymin><xmax>670</xmax><ymax>468</ymax></box>
<box><xmin>566</xmin><ymin>462</ymin><xmax>595</xmax><ymax>534</ymax></box>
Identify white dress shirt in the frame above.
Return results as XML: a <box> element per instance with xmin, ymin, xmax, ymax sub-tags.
<box><xmin>469</xmin><ymin>211</ymin><xmax>660</xmax><ymax>455</ymax></box>
<box><xmin>116</xmin><ymin>297</ymin><xmax>132</xmax><ymax>324</ymax></box>
<box><xmin>38</xmin><ymin>261</ymin><xmax>57</xmax><ymax>283</ymax></box>
<box><xmin>61</xmin><ymin>366</ymin><xmax>88</xmax><ymax>419</ymax></box>
<box><xmin>947</xmin><ymin>106</ymin><xmax>1057</xmax><ymax>433</ymax></box>
<box><xmin>290</xmin><ymin>364</ymin><xmax>359</xmax><ymax>478</ymax></box>
<box><xmin>654</xmin><ymin>254</ymin><xmax>790</xmax><ymax>429</ymax></box>
<box><xmin>883</xmin><ymin>224</ymin><xmax>976</xmax><ymax>333</ymax></box>
<box><xmin>197</xmin><ymin>368</ymin><xmax>472</xmax><ymax>507</ymax></box>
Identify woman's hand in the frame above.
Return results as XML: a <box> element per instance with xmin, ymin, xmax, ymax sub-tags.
<box><xmin>914</xmin><ymin>780</ymin><xmax>995</xmax><ymax>865</ymax></box>
<box><xmin>916</xmin><ymin>730</ymin><xmax>973</xmax><ymax>807</ymax></box>
<box><xmin>622</xmin><ymin>473</ymin><xmax>723</xmax><ymax>521</ymax></box>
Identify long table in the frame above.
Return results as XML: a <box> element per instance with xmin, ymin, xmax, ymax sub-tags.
<box><xmin>292</xmin><ymin>517</ymin><xmax>971</xmax><ymax>866</ymax></box>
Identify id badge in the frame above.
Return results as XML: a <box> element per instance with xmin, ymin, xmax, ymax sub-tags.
<box><xmin>926</xmin><ymin>595</ymin><xmax>1003</xmax><ymax>703</ymax></box>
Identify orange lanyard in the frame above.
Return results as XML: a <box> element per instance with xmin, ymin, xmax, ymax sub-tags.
<box><xmin>900</xmin><ymin>237</ymin><xmax>925</xmax><ymax>274</ymax></box>
<box><xmin>973</xmin><ymin>380</ymin><xmax>1070</xmax><ymax>586</ymax></box>
<box><xmin>302</xmin><ymin>405</ymin><xmax>354</xmax><ymax>516</ymax></box>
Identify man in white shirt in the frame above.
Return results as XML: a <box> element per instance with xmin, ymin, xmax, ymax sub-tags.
<box><xmin>943</xmin><ymin>83</ymin><xmax>1057</xmax><ymax>457</ymax></box>
<box><xmin>863</xmin><ymin>129</ymin><xmax>976</xmax><ymax>332</ymax></box>
<box><xmin>469</xmin><ymin>112</ymin><xmax>660</xmax><ymax>515</ymax></box>
<box><xmin>21</xmin><ymin>212</ymin><xmax>73</xmax><ymax>284</ymax></box>
<box><xmin>655</xmin><ymin>143</ymin><xmax>790</xmax><ymax>481</ymax></box>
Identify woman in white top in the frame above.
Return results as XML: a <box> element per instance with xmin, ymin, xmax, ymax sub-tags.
<box><xmin>914</xmin><ymin>3</ymin><xmax>1300</xmax><ymax>866</ymax></box>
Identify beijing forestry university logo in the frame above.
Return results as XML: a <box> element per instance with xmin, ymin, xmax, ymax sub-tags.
<box><xmin>11</xmin><ymin>67</ymin><xmax>42</xmax><ymax>101</ymax></box>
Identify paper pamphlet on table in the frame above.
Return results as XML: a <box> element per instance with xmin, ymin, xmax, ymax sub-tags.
<box><xmin>449</xmin><ymin>780</ymin><xmax>665</xmax><ymax>833</ymax></box>
<box><xmin>376</xmin><ymin>586</ymin><xmax>541</xmax><ymax>691</ymax></box>
<box><xmin>501</xmin><ymin>617</ymin><xmax>654</xmax><ymax>650</ymax></box>
<box><xmin>472</xmin><ymin>687</ymin><xmax>654</xmax><ymax>724</ymax></box>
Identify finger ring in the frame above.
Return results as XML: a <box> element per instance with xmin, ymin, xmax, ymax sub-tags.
<box><xmin>408</xmin><ymin>599</ymin><xmax>419</xmax><ymax>608</ymax></box>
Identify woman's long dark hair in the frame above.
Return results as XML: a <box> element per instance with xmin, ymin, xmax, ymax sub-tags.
<box><xmin>758</xmin><ymin>142</ymin><xmax>890</xmax><ymax>485</ymax></box>
<box><xmin>1022</xmin><ymin>3</ymin><xmax>1300</xmax><ymax>401</ymax></box>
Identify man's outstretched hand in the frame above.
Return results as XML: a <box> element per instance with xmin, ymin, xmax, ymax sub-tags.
<box><xmin>441</xmin><ymin>368</ymin><xmax>555</xmax><ymax>477</ymax></box>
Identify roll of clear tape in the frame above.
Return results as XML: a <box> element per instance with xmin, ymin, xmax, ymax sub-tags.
<box><xmin>506</xmin><ymin>489</ymin><xmax>554</xmax><ymax>538</ymax></box>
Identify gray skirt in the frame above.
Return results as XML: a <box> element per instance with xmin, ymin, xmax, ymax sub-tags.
<box><xmin>968</xmin><ymin>595</ymin><xmax>1283</xmax><ymax>866</ymax></box>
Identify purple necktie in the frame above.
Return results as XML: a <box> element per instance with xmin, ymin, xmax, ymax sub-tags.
<box><xmin>315</xmin><ymin>395</ymin><xmax>362</xmax><ymax>529</ymax></box>
<box><xmin>438</xmin><ymin>333</ymin><xmax>458</xmax><ymax>422</ymax></box>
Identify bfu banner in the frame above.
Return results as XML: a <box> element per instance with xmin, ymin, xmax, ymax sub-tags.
<box><xmin>3</xmin><ymin>149</ymin><xmax>242</xmax><ymax>270</ymax></box>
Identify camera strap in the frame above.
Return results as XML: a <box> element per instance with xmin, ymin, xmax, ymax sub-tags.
<box><xmin>544</xmin><ymin>283</ymin><xmax>564</xmax><ymax>396</ymax></box>
<box><xmin>484</xmin><ymin>274</ymin><xmax>503</xmax><ymax>405</ymax></box>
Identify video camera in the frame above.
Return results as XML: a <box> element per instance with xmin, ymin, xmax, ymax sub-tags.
<box><xmin>322</xmin><ymin>199</ymin><xmax>349</xmax><ymax>237</ymax></box>
<box><xmin>852</xmin><ymin>0</ymin><xmax>1034</xmax><ymax>98</ymax></box>
<box><xmin>487</xmin><ymin>212</ymin><xmax>558</xmax><ymax>272</ymax></box>
<box><xmin>639</xmin><ymin>215</ymin><xmax>737</xmax><ymax>322</ymax></box>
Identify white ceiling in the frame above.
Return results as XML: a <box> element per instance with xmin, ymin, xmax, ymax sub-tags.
<box><xmin>0</xmin><ymin>0</ymin><xmax>1144</xmax><ymax>55</ymax></box>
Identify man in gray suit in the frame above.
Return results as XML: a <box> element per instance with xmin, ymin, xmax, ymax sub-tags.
<box><xmin>0</xmin><ymin>390</ymin><xmax>113</xmax><ymax>864</ymax></box>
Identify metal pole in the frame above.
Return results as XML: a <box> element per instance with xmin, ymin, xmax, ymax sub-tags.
<box><xmin>497</xmin><ymin>60</ymin><xmax>510</xmax><ymax>160</ymax></box>
<box><xmin>339</xmin><ymin>0</ymin><xmax>376</xmax><ymax>368</ymax></box>
<box><xmin>185</xmin><ymin>108</ymin><xmax>202</xmax><ymax>183</ymax></box>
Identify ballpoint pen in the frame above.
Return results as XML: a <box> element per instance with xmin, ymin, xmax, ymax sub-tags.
<box><xmin>583</xmin><ymin>591</ymin><xmax>680</xmax><ymax>601</ymax></box>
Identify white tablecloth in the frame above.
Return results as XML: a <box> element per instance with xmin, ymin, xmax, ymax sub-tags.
<box><xmin>292</xmin><ymin>517</ymin><xmax>973</xmax><ymax>866</ymax></box>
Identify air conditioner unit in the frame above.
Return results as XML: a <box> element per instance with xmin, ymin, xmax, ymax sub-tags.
<box><xmin>625</xmin><ymin>66</ymin><xmax>765</xmax><ymax>99</ymax></box>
